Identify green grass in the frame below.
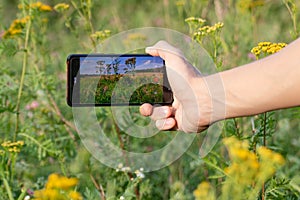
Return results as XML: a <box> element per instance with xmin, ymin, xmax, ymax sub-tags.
<box><xmin>0</xmin><ymin>0</ymin><xmax>300</xmax><ymax>199</ymax></box>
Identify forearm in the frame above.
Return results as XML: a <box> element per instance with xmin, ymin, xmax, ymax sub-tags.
<box><xmin>220</xmin><ymin>38</ymin><xmax>300</xmax><ymax>119</ymax></box>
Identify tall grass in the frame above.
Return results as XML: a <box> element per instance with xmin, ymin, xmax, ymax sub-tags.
<box><xmin>0</xmin><ymin>0</ymin><xmax>299</xmax><ymax>199</ymax></box>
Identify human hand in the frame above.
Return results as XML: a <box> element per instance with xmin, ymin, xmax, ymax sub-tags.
<box><xmin>139</xmin><ymin>41</ymin><xmax>214</xmax><ymax>133</ymax></box>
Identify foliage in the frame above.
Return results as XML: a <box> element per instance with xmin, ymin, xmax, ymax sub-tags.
<box><xmin>0</xmin><ymin>0</ymin><xmax>300</xmax><ymax>199</ymax></box>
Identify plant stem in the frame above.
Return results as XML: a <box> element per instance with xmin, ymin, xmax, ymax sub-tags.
<box><xmin>263</xmin><ymin>112</ymin><xmax>267</xmax><ymax>146</ymax></box>
<box><xmin>233</xmin><ymin>118</ymin><xmax>240</xmax><ymax>139</ymax></box>
<box><xmin>70</xmin><ymin>0</ymin><xmax>96</xmax><ymax>48</ymax></box>
<box><xmin>2</xmin><ymin>176</ymin><xmax>14</xmax><ymax>200</ymax></box>
<box><xmin>15</xmin><ymin>9</ymin><xmax>32</xmax><ymax>141</ymax></box>
<box><xmin>17</xmin><ymin>187</ymin><xmax>28</xmax><ymax>200</ymax></box>
<box><xmin>261</xmin><ymin>112</ymin><xmax>267</xmax><ymax>200</ymax></box>
<box><xmin>284</xmin><ymin>0</ymin><xmax>299</xmax><ymax>38</ymax></box>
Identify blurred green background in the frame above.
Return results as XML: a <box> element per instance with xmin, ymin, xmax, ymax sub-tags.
<box><xmin>0</xmin><ymin>0</ymin><xmax>300</xmax><ymax>199</ymax></box>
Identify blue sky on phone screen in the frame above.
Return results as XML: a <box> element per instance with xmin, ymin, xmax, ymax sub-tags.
<box><xmin>80</xmin><ymin>56</ymin><xmax>164</xmax><ymax>75</ymax></box>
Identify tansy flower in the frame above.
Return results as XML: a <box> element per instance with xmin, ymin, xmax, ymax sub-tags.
<box><xmin>251</xmin><ymin>41</ymin><xmax>287</xmax><ymax>59</ymax></box>
<box><xmin>90</xmin><ymin>30</ymin><xmax>111</xmax><ymax>41</ymax></box>
<box><xmin>193</xmin><ymin>181</ymin><xmax>216</xmax><ymax>200</ymax></box>
<box><xmin>3</xmin><ymin>16</ymin><xmax>30</xmax><ymax>38</ymax></box>
<box><xmin>54</xmin><ymin>3</ymin><xmax>70</xmax><ymax>12</ymax></box>
<box><xmin>18</xmin><ymin>2</ymin><xmax>52</xmax><ymax>12</ymax></box>
<box><xmin>34</xmin><ymin>173</ymin><xmax>83</xmax><ymax>200</ymax></box>
<box><xmin>221</xmin><ymin>137</ymin><xmax>285</xmax><ymax>199</ymax></box>
<box><xmin>193</xmin><ymin>22</ymin><xmax>224</xmax><ymax>41</ymax></box>
<box><xmin>68</xmin><ymin>191</ymin><xmax>83</xmax><ymax>200</ymax></box>
<box><xmin>185</xmin><ymin>17</ymin><xmax>206</xmax><ymax>24</ymax></box>
<box><xmin>46</xmin><ymin>173</ymin><xmax>78</xmax><ymax>190</ymax></box>
<box><xmin>1</xmin><ymin>140</ymin><xmax>24</xmax><ymax>153</ymax></box>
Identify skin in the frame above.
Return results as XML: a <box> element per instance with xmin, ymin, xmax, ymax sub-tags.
<box><xmin>139</xmin><ymin>39</ymin><xmax>300</xmax><ymax>133</ymax></box>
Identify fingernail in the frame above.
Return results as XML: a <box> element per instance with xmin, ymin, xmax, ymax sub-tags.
<box><xmin>153</xmin><ymin>108</ymin><xmax>169</xmax><ymax>118</ymax></box>
<box><xmin>140</xmin><ymin>103</ymin><xmax>152</xmax><ymax>116</ymax></box>
<box><xmin>156</xmin><ymin>118</ymin><xmax>172</xmax><ymax>129</ymax></box>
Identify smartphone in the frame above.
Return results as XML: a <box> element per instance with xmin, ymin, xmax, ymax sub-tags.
<box><xmin>67</xmin><ymin>54</ymin><xmax>173</xmax><ymax>106</ymax></box>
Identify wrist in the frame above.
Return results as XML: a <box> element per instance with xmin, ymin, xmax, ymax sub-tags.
<box><xmin>192</xmin><ymin>74</ymin><xmax>226</xmax><ymax>126</ymax></box>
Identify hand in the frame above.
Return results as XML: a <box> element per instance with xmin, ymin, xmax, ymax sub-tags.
<box><xmin>139</xmin><ymin>41</ymin><xmax>213</xmax><ymax>133</ymax></box>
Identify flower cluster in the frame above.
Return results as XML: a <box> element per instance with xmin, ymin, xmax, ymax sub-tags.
<box><xmin>34</xmin><ymin>173</ymin><xmax>82</xmax><ymax>200</ymax></box>
<box><xmin>256</xmin><ymin>146</ymin><xmax>285</xmax><ymax>182</ymax></box>
<box><xmin>194</xmin><ymin>137</ymin><xmax>285</xmax><ymax>200</ymax></box>
<box><xmin>185</xmin><ymin>17</ymin><xmax>206</xmax><ymax>25</ymax></box>
<box><xmin>1</xmin><ymin>140</ymin><xmax>24</xmax><ymax>153</ymax></box>
<box><xmin>18</xmin><ymin>2</ymin><xmax>52</xmax><ymax>12</ymax></box>
<box><xmin>134</xmin><ymin>168</ymin><xmax>145</xmax><ymax>179</ymax></box>
<box><xmin>116</xmin><ymin>163</ymin><xmax>131</xmax><ymax>172</ymax></box>
<box><xmin>116</xmin><ymin>164</ymin><xmax>145</xmax><ymax>179</ymax></box>
<box><xmin>54</xmin><ymin>3</ymin><xmax>70</xmax><ymax>12</ymax></box>
<box><xmin>193</xmin><ymin>22</ymin><xmax>224</xmax><ymax>38</ymax></box>
<box><xmin>193</xmin><ymin>181</ymin><xmax>216</xmax><ymax>200</ymax></box>
<box><xmin>90</xmin><ymin>30</ymin><xmax>111</xmax><ymax>41</ymax></box>
<box><xmin>223</xmin><ymin>137</ymin><xmax>260</xmax><ymax>185</ymax></box>
<box><xmin>251</xmin><ymin>42</ymin><xmax>287</xmax><ymax>58</ymax></box>
<box><xmin>185</xmin><ymin>17</ymin><xmax>206</xmax><ymax>34</ymax></box>
<box><xmin>222</xmin><ymin>137</ymin><xmax>285</xmax><ymax>199</ymax></box>
<box><xmin>3</xmin><ymin>16</ymin><xmax>30</xmax><ymax>38</ymax></box>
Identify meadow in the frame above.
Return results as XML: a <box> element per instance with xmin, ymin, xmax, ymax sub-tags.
<box><xmin>79</xmin><ymin>73</ymin><xmax>164</xmax><ymax>104</ymax></box>
<box><xmin>0</xmin><ymin>0</ymin><xmax>300</xmax><ymax>199</ymax></box>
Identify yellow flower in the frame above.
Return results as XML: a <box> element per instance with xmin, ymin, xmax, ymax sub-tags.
<box><xmin>39</xmin><ymin>4</ymin><xmax>52</xmax><ymax>12</ymax></box>
<box><xmin>68</xmin><ymin>191</ymin><xmax>83</xmax><ymax>200</ymax></box>
<box><xmin>33</xmin><ymin>173</ymin><xmax>82</xmax><ymax>200</ymax></box>
<box><xmin>46</xmin><ymin>173</ymin><xmax>78</xmax><ymax>190</ymax></box>
<box><xmin>18</xmin><ymin>2</ymin><xmax>52</xmax><ymax>12</ymax></box>
<box><xmin>258</xmin><ymin>41</ymin><xmax>271</xmax><ymax>47</ymax></box>
<box><xmin>185</xmin><ymin>17</ymin><xmax>206</xmax><ymax>24</ymax></box>
<box><xmin>54</xmin><ymin>3</ymin><xmax>70</xmax><ymax>12</ymax></box>
<box><xmin>3</xmin><ymin>16</ymin><xmax>31</xmax><ymax>38</ymax></box>
<box><xmin>34</xmin><ymin>188</ymin><xmax>59</xmax><ymax>200</ymax></box>
<box><xmin>193</xmin><ymin>22</ymin><xmax>224</xmax><ymax>41</ymax></box>
<box><xmin>8</xmin><ymin>146</ymin><xmax>20</xmax><ymax>153</ymax></box>
<box><xmin>257</xmin><ymin>146</ymin><xmax>285</xmax><ymax>165</ymax></box>
<box><xmin>17</xmin><ymin>140</ymin><xmax>25</xmax><ymax>146</ymax></box>
<box><xmin>45</xmin><ymin>173</ymin><xmax>60</xmax><ymax>189</ymax></box>
<box><xmin>193</xmin><ymin>181</ymin><xmax>216</xmax><ymax>200</ymax></box>
<box><xmin>1</xmin><ymin>140</ymin><xmax>24</xmax><ymax>153</ymax></box>
<box><xmin>251</xmin><ymin>41</ymin><xmax>287</xmax><ymax>58</ymax></box>
<box><xmin>90</xmin><ymin>30</ymin><xmax>111</xmax><ymax>41</ymax></box>
<box><xmin>222</xmin><ymin>137</ymin><xmax>286</xmax><ymax>199</ymax></box>
<box><xmin>195</xmin><ymin>137</ymin><xmax>285</xmax><ymax>200</ymax></box>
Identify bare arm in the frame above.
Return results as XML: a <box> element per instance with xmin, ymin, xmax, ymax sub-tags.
<box><xmin>222</xmin><ymin>38</ymin><xmax>300</xmax><ymax>119</ymax></box>
<box><xmin>140</xmin><ymin>39</ymin><xmax>300</xmax><ymax>133</ymax></box>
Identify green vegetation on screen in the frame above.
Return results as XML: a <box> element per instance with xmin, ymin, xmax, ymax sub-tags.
<box><xmin>0</xmin><ymin>0</ymin><xmax>300</xmax><ymax>199</ymax></box>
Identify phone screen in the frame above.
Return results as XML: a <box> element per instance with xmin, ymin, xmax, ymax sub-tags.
<box><xmin>67</xmin><ymin>54</ymin><xmax>173</xmax><ymax>106</ymax></box>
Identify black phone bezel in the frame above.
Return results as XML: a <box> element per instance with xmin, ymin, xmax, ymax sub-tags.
<box><xmin>67</xmin><ymin>54</ymin><xmax>173</xmax><ymax>107</ymax></box>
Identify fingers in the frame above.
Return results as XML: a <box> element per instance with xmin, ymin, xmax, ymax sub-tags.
<box><xmin>140</xmin><ymin>103</ymin><xmax>176</xmax><ymax>130</ymax></box>
<box><xmin>139</xmin><ymin>103</ymin><xmax>153</xmax><ymax>116</ymax></box>
<box><xmin>145</xmin><ymin>40</ymin><xmax>184</xmax><ymax>59</ymax></box>
<box><xmin>156</xmin><ymin>118</ymin><xmax>176</xmax><ymax>130</ymax></box>
<box><xmin>140</xmin><ymin>103</ymin><xmax>173</xmax><ymax>120</ymax></box>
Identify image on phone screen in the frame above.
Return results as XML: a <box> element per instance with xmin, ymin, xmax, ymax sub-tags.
<box><xmin>67</xmin><ymin>54</ymin><xmax>173</xmax><ymax>106</ymax></box>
